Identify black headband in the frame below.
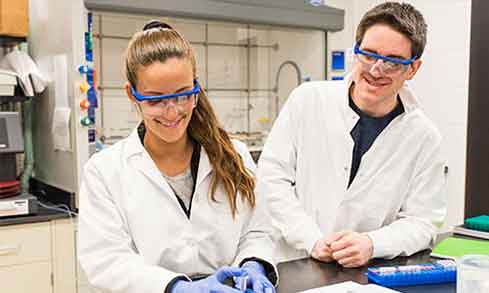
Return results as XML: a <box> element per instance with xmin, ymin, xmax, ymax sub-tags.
<box><xmin>142</xmin><ymin>20</ymin><xmax>173</xmax><ymax>31</ymax></box>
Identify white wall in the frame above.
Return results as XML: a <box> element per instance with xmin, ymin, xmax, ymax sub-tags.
<box><xmin>327</xmin><ymin>0</ymin><xmax>471</xmax><ymax>230</ymax></box>
<box><xmin>326</xmin><ymin>0</ymin><xmax>355</xmax><ymax>79</ymax></box>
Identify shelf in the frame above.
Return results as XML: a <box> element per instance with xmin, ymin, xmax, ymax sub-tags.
<box><xmin>0</xmin><ymin>35</ymin><xmax>27</xmax><ymax>47</ymax></box>
<box><xmin>0</xmin><ymin>96</ymin><xmax>29</xmax><ymax>104</ymax></box>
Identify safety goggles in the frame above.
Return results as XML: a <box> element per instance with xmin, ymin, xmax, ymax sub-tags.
<box><xmin>131</xmin><ymin>80</ymin><xmax>200</xmax><ymax>103</ymax></box>
<box><xmin>354</xmin><ymin>43</ymin><xmax>417</xmax><ymax>75</ymax></box>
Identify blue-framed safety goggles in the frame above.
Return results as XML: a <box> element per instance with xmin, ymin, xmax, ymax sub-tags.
<box><xmin>131</xmin><ymin>80</ymin><xmax>200</xmax><ymax>102</ymax></box>
<box><xmin>354</xmin><ymin>43</ymin><xmax>417</xmax><ymax>66</ymax></box>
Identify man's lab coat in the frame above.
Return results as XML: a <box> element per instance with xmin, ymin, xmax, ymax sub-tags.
<box><xmin>257</xmin><ymin>77</ymin><xmax>446</xmax><ymax>262</ymax></box>
<box><xmin>78</xmin><ymin>129</ymin><xmax>277</xmax><ymax>292</ymax></box>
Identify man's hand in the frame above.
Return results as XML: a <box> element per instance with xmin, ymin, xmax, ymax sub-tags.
<box><xmin>311</xmin><ymin>237</ymin><xmax>333</xmax><ymax>262</ymax></box>
<box><xmin>328</xmin><ymin>231</ymin><xmax>373</xmax><ymax>268</ymax></box>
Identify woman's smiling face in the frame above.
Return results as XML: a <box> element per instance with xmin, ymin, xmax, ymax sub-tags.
<box><xmin>128</xmin><ymin>58</ymin><xmax>196</xmax><ymax>144</ymax></box>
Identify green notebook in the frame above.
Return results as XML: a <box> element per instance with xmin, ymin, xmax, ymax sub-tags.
<box><xmin>465</xmin><ymin>215</ymin><xmax>489</xmax><ymax>232</ymax></box>
<box><xmin>431</xmin><ymin>237</ymin><xmax>489</xmax><ymax>259</ymax></box>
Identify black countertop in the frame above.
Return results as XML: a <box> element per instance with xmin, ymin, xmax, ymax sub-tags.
<box><xmin>276</xmin><ymin>250</ymin><xmax>455</xmax><ymax>293</ymax></box>
<box><xmin>0</xmin><ymin>203</ymin><xmax>74</xmax><ymax>227</ymax></box>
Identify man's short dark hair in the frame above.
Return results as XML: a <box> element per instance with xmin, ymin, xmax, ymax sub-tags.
<box><xmin>355</xmin><ymin>2</ymin><xmax>427</xmax><ymax>58</ymax></box>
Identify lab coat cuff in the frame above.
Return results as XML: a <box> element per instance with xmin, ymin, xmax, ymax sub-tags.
<box><xmin>164</xmin><ymin>275</ymin><xmax>191</xmax><ymax>293</ymax></box>
<box><xmin>302</xmin><ymin>226</ymin><xmax>323</xmax><ymax>255</ymax></box>
<box><xmin>367</xmin><ymin>230</ymin><xmax>391</xmax><ymax>259</ymax></box>
<box><xmin>282</xmin><ymin>217</ymin><xmax>322</xmax><ymax>254</ymax></box>
<box><xmin>239</xmin><ymin>257</ymin><xmax>279</xmax><ymax>286</ymax></box>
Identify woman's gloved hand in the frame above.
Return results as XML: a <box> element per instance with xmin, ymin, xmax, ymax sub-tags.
<box><xmin>171</xmin><ymin>266</ymin><xmax>245</xmax><ymax>293</ymax></box>
<box><xmin>238</xmin><ymin>261</ymin><xmax>276</xmax><ymax>293</ymax></box>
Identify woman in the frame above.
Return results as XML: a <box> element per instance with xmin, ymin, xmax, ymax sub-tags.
<box><xmin>78</xmin><ymin>21</ymin><xmax>277</xmax><ymax>293</ymax></box>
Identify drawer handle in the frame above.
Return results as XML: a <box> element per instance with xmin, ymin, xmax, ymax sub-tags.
<box><xmin>0</xmin><ymin>244</ymin><xmax>19</xmax><ymax>256</ymax></box>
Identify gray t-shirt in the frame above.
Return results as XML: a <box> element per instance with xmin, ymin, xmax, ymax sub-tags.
<box><xmin>162</xmin><ymin>168</ymin><xmax>193</xmax><ymax>209</ymax></box>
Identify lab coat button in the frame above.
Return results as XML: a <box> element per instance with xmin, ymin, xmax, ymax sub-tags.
<box><xmin>343</xmin><ymin>166</ymin><xmax>349</xmax><ymax>172</ymax></box>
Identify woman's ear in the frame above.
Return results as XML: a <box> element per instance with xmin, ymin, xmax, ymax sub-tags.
<box><xmin>125</xmin><ymin>81</ymin><xmax>136</xmax><ymax>103</ymax></box>
<box><xmin>126</xmin><ymin>81</ymin><xmax>144</xmax><ymax>117</ymax></box>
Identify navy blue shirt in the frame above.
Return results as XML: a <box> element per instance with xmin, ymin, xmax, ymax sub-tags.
<box><xmin>348</xmin><ymin>95</ymin><xmax>405</xmax><ymax>187</ymax></box>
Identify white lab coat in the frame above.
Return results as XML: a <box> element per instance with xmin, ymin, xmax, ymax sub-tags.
<box><xmin>78</xmin><ymin>129</ymin><xmax>277</xmax><ymax>293</ymax></box>
<box><xmin>257</xmin><ymin>76</ymin><xmax>446</xmax><ymax>262</ymax></box>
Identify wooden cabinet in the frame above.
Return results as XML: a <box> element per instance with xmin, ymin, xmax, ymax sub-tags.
<box><xmin>0</xmin><ymin>219</ymin><xmax>76</xmax><ymax>293</ymax></box>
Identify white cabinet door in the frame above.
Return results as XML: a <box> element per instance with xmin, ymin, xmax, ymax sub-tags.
<box><xmin>0</xmin><ymin>261</ymin><xmax>52</xmax><ymax>293</ymax></box>
<box><xmin>52</xmin><ymin>219</ymin><xmax>77</xmax><ymax>293</ymax></box>
<box><xmin>0</xmin><ymin>222</ymin><xmax>51</xmax><ymax>266</ymax></box>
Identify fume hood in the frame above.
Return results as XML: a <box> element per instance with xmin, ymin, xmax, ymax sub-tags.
<box><xmin>27</xmin><ymin>0</ymin><xmax>344</xmax><ymax>203</ymax></box>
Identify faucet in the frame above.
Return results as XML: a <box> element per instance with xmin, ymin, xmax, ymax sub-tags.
<box><xmin>273</xmin><ymin>60</ymin><xmax>302</xmax><ymax>119</ymax></box>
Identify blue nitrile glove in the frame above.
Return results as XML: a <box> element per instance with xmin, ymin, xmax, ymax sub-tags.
<box><xmin>238</xmin><ymin>261</ymin><xmax>276</xmax><ymax>293</ymax></box>
<box><xmin>171</xmin><ymin>266</ymin><xmax>245</xmax><ymax>293</ymax></box>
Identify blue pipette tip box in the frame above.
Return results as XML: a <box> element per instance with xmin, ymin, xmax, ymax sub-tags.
<box><xmin>367</xmin><ymin>260</ymin><xmax>456</xmax><ymax>287</ymax></box>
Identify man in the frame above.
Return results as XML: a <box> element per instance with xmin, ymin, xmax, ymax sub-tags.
<box><xmin>257</xmin><ymin>2</ymin><xmax>446</xmax><ymax>267</ymax></box>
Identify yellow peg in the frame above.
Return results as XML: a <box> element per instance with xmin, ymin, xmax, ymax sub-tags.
<box><xmin>79</xmin><ymin>81</ymin><xmax>91</xmax><ymax>93</ymax></box>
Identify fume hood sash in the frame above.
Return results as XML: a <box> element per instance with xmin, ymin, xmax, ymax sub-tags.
<box><xmin>83</xmin><ymin>0</ymin><xmax>344</xmax><ymax>31</ymax></box>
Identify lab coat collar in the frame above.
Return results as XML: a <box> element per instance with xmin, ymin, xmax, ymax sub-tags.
<box><xmin>343</xmin><ymin>73</ymin><xmax>421</xmax><ymax>115</ymax></box>
<box><xmin>123</xmin><ymin>127</ymin><xmax>212</xmax><ymax>188</ymax></box>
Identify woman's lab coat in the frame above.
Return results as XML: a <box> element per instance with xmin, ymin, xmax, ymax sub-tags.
<box><xmin>257</xmin><ymin>76</ymin><xmax>446</xmax><ymax>262</ymax></box>
<box><xmin>78</xmin><ymin>129</ymin><xmax>276</xmax><ymax>293</ymax></box>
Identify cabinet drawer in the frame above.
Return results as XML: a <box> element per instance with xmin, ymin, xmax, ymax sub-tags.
<box><xmin>0</xmin><ymin>222</ymin><xmax>51</xmax><ymax>266</ymax></box>
<box><xmin>0</xmin><ymin>261</ymin><xmax>52</xmax><ymax>293</ymax></box>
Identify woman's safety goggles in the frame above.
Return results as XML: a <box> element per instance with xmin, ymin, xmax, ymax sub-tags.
<box><xmin>131</xmin><ymin>80</ymin><xmax>200</xmax><ymax>103</ymax></box>
<box><xmin>354</xmin><ymin>43</ymin><xmax>417</xmax><ymax>75</ymax></box>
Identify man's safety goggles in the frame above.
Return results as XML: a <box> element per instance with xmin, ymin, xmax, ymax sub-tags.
<box><xmin>131</xmin><ymin>80</ymin><xmax>200</xmax><ymax>103</ymax></box>
<box><xmin>354</xmin><ymin>43</ymin><xmax>417</xmax><ymax>74</ymax></box>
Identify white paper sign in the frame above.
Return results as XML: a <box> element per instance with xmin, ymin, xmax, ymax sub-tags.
<box><xmin>52</xmin><ymin>107</ymin><xmax>71</xmax><ymax>151</ymax></box>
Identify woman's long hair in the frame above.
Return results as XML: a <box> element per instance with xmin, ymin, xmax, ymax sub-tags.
<box><xmin>125</xmin><ymin>21</ymin><xmax>255</xmax><ymax>216</ymax></box>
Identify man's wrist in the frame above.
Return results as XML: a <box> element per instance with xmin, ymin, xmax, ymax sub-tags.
<box><xmin>364</xmin><ymin>233</ymin><xmax>374</xmax><ymax>259</ymax></box>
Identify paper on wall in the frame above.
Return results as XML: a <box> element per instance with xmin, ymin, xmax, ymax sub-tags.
<box><xmin>53</xmin><ymin>54</ymin><xmax>69</xmax><ymax>108</ymax></box>
<box><xmin>52</xmin><ymin>107</ymin><xmax>72</xmax><ymax>151</ymax></box>
<box><xmin>51</xmin><ymin>55</ymin><xmax>71</xmax><ymax>151</ymax></box>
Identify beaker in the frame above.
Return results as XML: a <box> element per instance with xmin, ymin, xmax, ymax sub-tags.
<box><xmin>457</xmin><ymin>254</ymin><xmax>489</xmax><ymax>293</ymax></box>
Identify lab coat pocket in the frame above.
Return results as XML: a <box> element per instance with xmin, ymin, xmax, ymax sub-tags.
<box><xmin>359</xmin><ymin>196</ymin><xmax>392</xmax><ymax>231</ymax></box>
<box><xmin>195</xmin><ymin>194</ymin><xmax>242</xmax><ymax>268</ymax></box>
<box><xmin>336</xmin><ymin>197</ymin><xmax>385</xmax><ymax>232</ymax></box>
<box><xmin>214</xmin><ymin>200</ymin><xmax>242</xmax><ymax>242</ymax></box>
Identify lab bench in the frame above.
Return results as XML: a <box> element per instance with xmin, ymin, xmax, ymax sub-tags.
<box><xmin>276</xmin><ymin>250</ymin><xmax>455</xmax><ymax>293</ymax></box>
<box><xmin>0</xmin><ymin>203</ymin><xmax>72</xmax><ymax>226</ymax></box>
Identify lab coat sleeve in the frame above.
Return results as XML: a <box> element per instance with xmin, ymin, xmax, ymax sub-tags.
<box><xmin>232</xmin><ymin>142</ymin><xmax>279</xmax><ymax>285</ymax></box>
<box><xmin>256</xmin><ymin>88</ymin><xmax>323</xmax><ymax>254</ymax></box>
<box><xmin>367</xmin><ymin>131</ymin><xmax>446</xmax><ymax>259</ymax></box>
<box><xmin>78</xmin><ymin>160</ymin><xmax>189</xmax><ymax>293</ymax></box>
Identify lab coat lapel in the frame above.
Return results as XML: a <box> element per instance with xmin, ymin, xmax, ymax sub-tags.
<box><xmin>341</xmin><ymin>78</ymin><xmax>420</xmax><ymax>199</ymax></box>
<box><xmin>195</xmin><ymin>147</ymin><xmax>212</xmax><ymax>190</ymax></box>
<box><xmin>337</xmin><ymin>76</ymin><xmax>357</xmax><ymax>191</ymax></box>
<box><xmin>124</xmin><ymin>129</ymin><xmax>176</xmax><ymax>197</ymax></box>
